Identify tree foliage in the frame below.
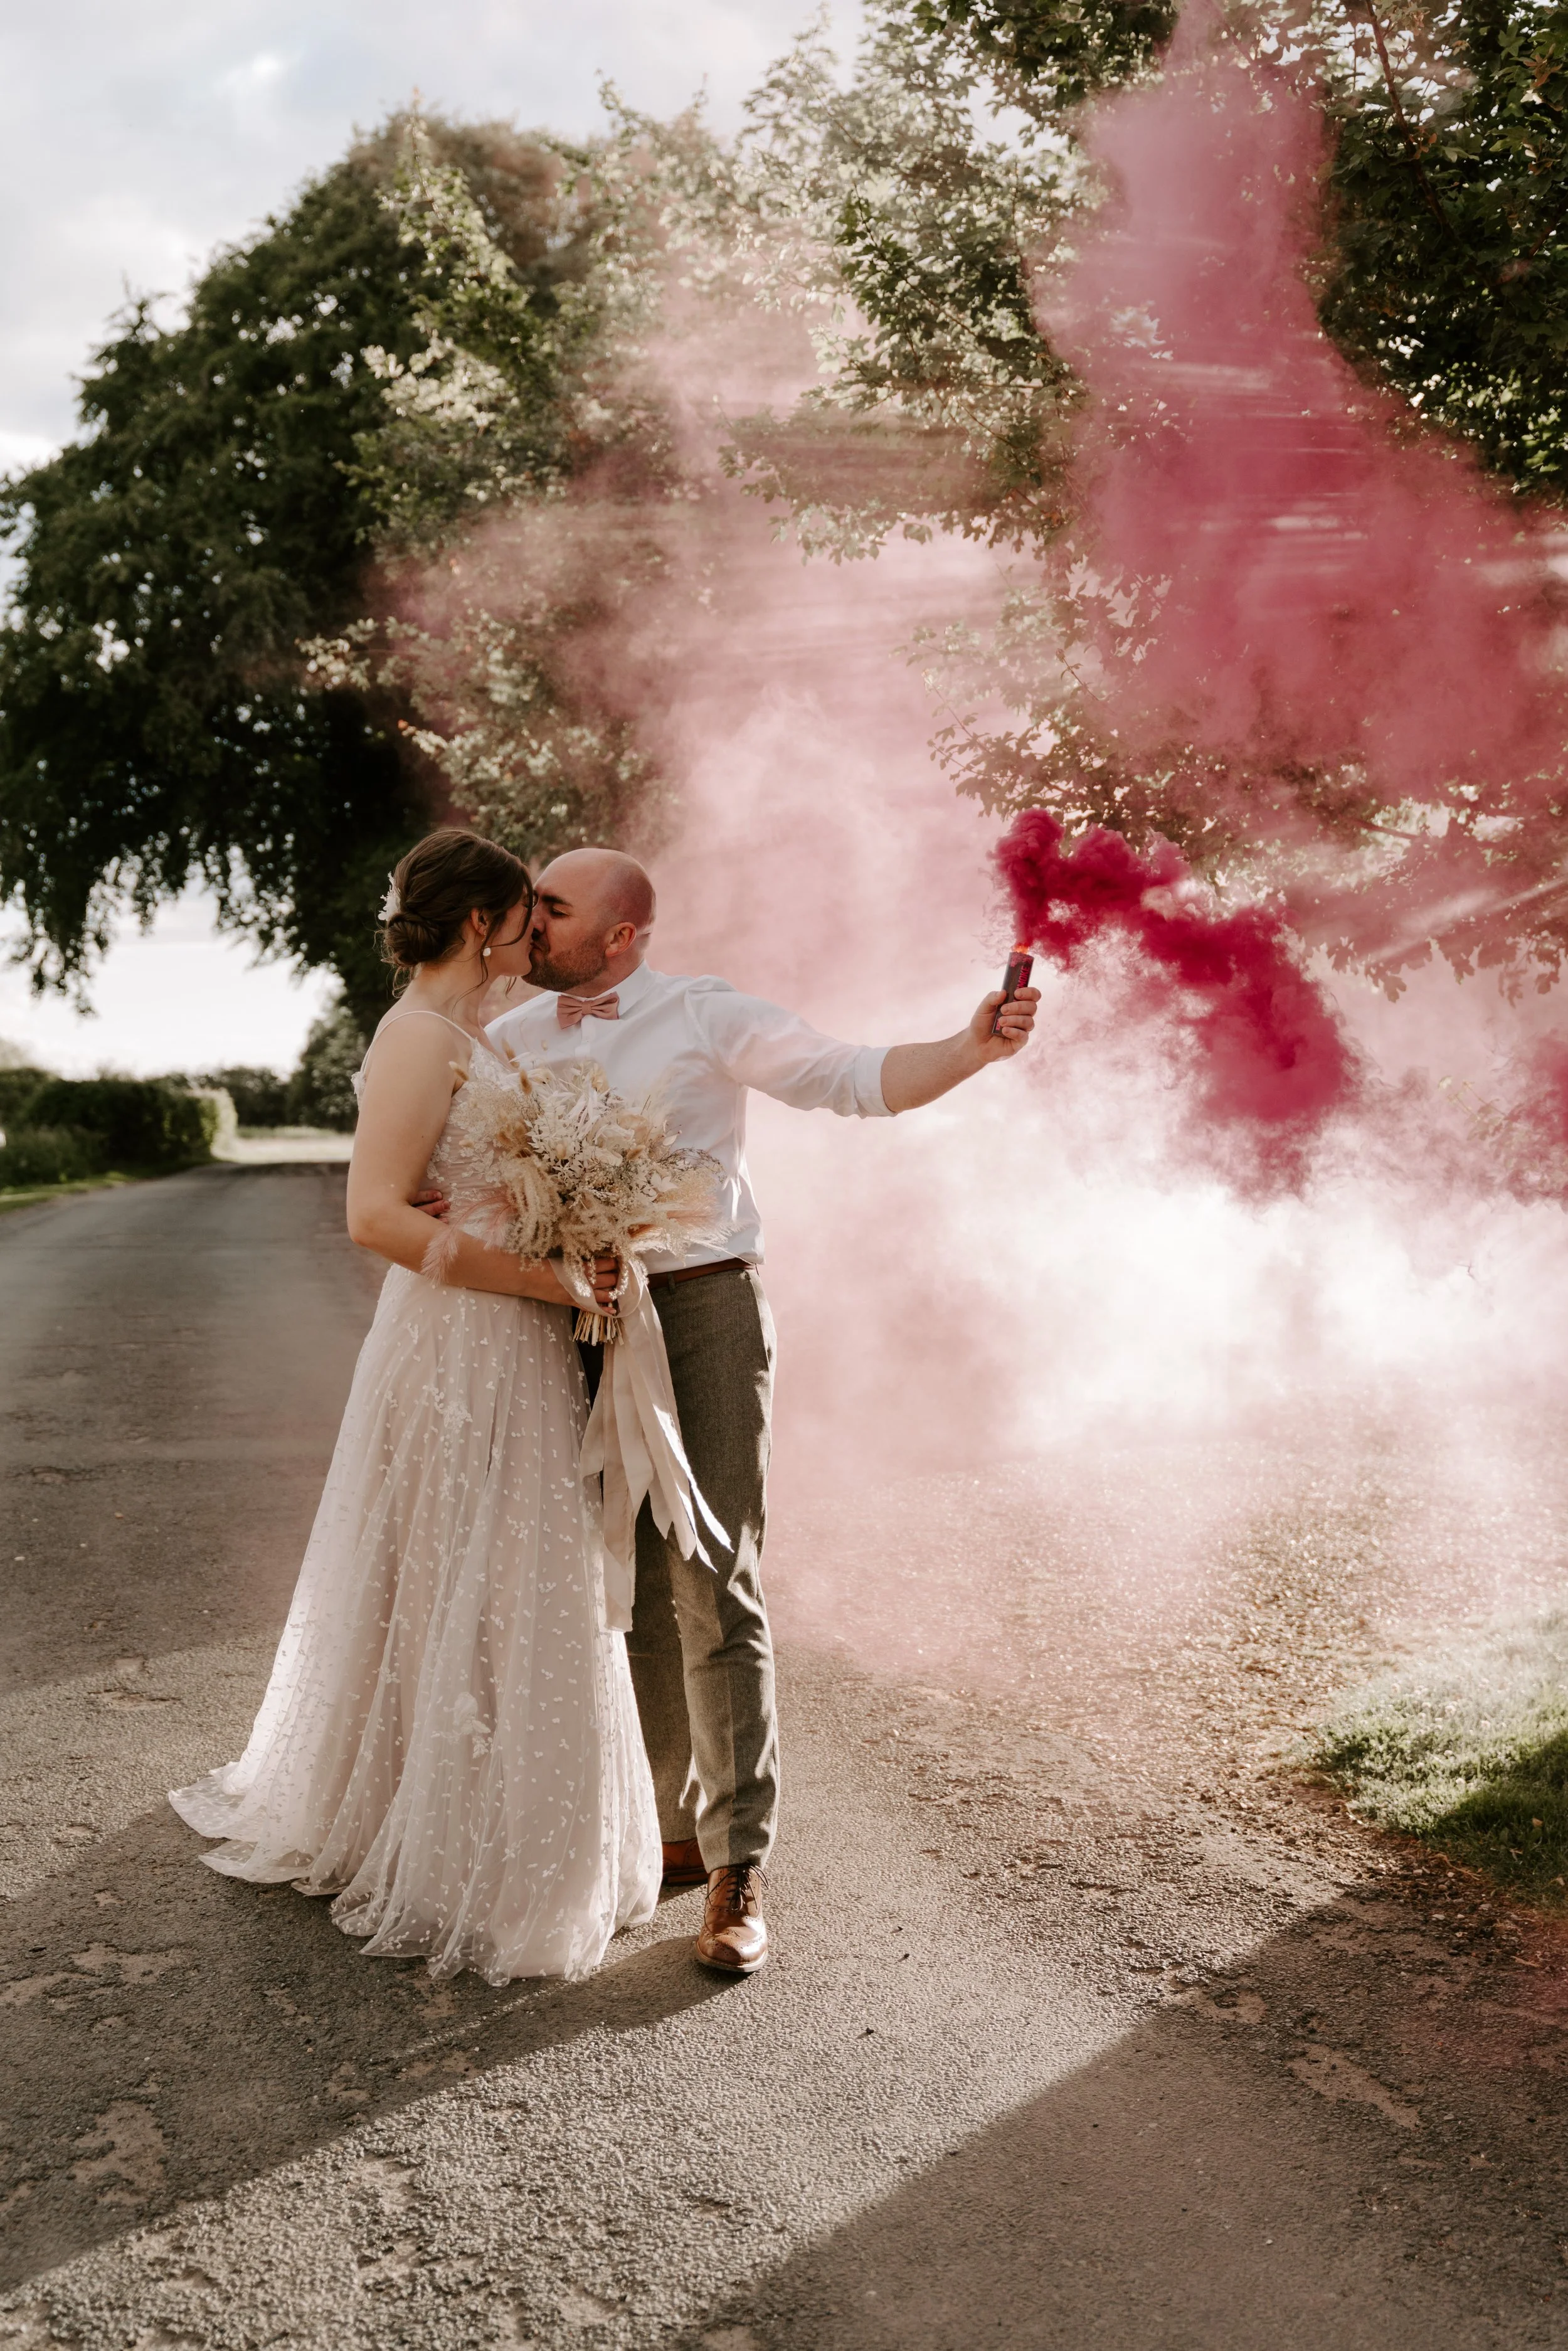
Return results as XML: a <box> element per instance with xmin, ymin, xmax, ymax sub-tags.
<box><xmin>1308</xmin><ymin>0</ymin><xmax>1568</xmax><ymax>495</ymax></box>
<box><xmin>21</xmin><ymin>1075</ymin><xmax>218</xmax><ymax>1169</ymax></box>
<box><xmin>704</xmin><ymin>9</ymin><xmax>1084</xmax><ymax>555</ymax></box>
<box><xmin>911</xmin><ymin>0</ymin><xmax>1180</xmax><ymax>105</ymax></box>
<box><xmin>300</xmin><ymin>110</ymin><xmax>681</xmax><ymax>888</ymax></box>
<box><xmin>191</xmin><ymin>1064</ymin><xmax>291</xmax><ymax>1127</ymax></box>
<box><xmin>285</xmin><ymin>995</ymin><xmax>364</xmax><ymax>1130</ymax></box>
<box><xmin>726</xmin><ymin>0</ymin><xmax>1568</xmax><ymax>539</ymax></box>
<box><xmin>9</xmin><ymin>0</ymin><xmax>1568</xmax><ymax>1022</ymax></box>
<box><xmin>716</xmin><ymin>0</ymin><xmax>1568</xmax><ymax>992</ymax></box>
<box><xmin>344</xmin><ymin>115</ymin><xmax>617</xmax><ymax>553</ymax></box>
<box><xmin>0</xmin><ymin>115</ymin><xmax>607</xmax><ymax>1031</ymax></box>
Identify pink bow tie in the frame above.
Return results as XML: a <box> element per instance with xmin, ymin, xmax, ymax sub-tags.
<box><xmin>556</xmin><ymin>990</ymin><xmax>620</xmax><ymax>1028</ymax></box>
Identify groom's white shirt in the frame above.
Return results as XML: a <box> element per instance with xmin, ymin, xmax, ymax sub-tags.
<box><xmin>486</xmin><ymin>963</ymin><xmax>890</xmax><ymax>1270</ymax></box>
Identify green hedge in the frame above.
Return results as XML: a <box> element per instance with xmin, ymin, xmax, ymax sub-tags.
<box><xmin>21</xmin><ymin>1077</ymin><xmax>219</xmax><ymax>1170</ymax></box>
<box><xmin>0</xmin><ymin>1068</ymin><xmax>50</xmax><ymax>1127</ymax></box>
<box><xmin>0</xmin><ymin>1125</ymin><xmax>107</xmax><ymax>1187</ymax></box>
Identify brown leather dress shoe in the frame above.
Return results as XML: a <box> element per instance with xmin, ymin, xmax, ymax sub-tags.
<box><xmin>694</xmin><ymin>1862</ymin><xmax>768</xmax><ymax>1975</ymax></box>
<box><xmin>661</xmin><ymin>1839</ymin><xmax>708</xmax><ymax>1887</ymax></box>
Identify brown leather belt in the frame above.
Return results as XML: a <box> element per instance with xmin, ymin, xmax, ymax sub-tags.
<box><xmin>646</xmin><ymin>1255</ymin><xmax>753</xmax><ymax>1293</ymax></box>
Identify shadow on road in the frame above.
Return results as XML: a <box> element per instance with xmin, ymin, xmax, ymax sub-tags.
<box><xmin>1</xmin><ymin>1806</ymin><xmax>731</xmax><ymax>2293</ymax></box>
<box><xmin>672</xmin><ymin>1866</ymin><xmax>1568</xmax><ymax>2351</ymax></box>
<box><xmin>9</xmin><ymin>1782</ymin><xmax>1568</xmax><ymax>2346</ymax></box>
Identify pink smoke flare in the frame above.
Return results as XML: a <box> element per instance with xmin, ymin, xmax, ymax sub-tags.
<box><xmin>998</xmin><ymin>808</ymin><xmax>1359</xmax><ymax>1187</ymax></box>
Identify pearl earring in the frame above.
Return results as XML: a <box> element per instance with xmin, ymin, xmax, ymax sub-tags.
<box><xmin>482</xmin><ymin>945</ymin><xmax>492</xmax><ymax>960</ymax></box>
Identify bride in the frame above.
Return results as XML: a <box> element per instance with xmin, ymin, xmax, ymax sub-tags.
<box><xmin>171</xmin><ymin>827</ymin><xmax>660</xmax><ymax>1982</ymax></box>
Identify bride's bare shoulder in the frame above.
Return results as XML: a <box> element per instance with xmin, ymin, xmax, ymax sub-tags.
<box><xmin>361</xmin><ymin>1011</ymin><xmax>474</xmax><ymax>1095</ymax></box>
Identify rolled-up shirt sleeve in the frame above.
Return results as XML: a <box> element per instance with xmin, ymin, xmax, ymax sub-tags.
<box><xmin>694</xmin><ymin>984</ymin><xmax>891</xmax><ymax>1117</ymax></box>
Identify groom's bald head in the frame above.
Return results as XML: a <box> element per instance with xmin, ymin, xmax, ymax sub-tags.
<box><xmin>528</xmin><ymin>846</ymin><xmax>656</xmax><ymax>991</ymax></box>
<box><xmin>542</xmin><ymin>847</ymin><xmax>655</xmax><ymax>934</ymax></box>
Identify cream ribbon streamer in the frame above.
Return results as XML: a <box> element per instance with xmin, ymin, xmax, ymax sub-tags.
<box><xmin>557</xmin><ymin>1256</ymin><xmax>731</xmax><ymax>1631</ymax></box>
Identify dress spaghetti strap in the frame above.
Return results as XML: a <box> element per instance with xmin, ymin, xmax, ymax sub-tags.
<box><xmin>375</xmin><ymin>1008</ymin><xmax>482</xmax><ymax>1045</ymax></box>
<box><xmin>358</xmin><ymin>1008</ymin><xmax>486</xmax><ymax>1085</ymax></box>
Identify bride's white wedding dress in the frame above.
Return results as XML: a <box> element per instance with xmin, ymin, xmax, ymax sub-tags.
<box><xmin>170</xmin><ymin>1016</ymin><xmax>660</xmax><ymax>1983</ymax></box>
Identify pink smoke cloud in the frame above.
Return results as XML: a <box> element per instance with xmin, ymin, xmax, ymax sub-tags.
<box><xmin>380</xmin><ymin>50</ymin><xmax>1568</xmax><ymax>1593</ymax></box>
<box><xmin>997</xmin><ymin>807</ymin><xmax>1359</xmax><ymax>1189</ymax></box>
<box><xmin>1034</xmin><ymin>4</ymin><xmax>1568</xmax><ymax>974</ymax></box>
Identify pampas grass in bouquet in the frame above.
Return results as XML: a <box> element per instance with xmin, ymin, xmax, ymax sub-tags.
<box><xmin>428</xmin><ymin>1058</ymin><xmax>731</xmax><ymax>1340</ymax></box>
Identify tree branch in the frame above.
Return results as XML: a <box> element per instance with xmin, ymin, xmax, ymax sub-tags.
<box><xmin>1359</xmin><ymin>3</ymin><xmax>1463</xmax><ymax>247</ymax></box>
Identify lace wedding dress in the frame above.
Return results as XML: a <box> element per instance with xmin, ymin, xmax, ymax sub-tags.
<box><xmin>170</xmin><ymin>1019</ymin><xmax>660</xmax><ymax>1983</ymax></box>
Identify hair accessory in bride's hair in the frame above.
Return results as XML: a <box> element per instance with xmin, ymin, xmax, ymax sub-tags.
<box><xmin>379</xmin><ymin>874</ymin><xmax>401</xmax><ymax>921</ymax></box>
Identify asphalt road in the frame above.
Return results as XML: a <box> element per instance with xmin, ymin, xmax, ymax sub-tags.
<box><xmin>1</xmin><ymin>1166</ymin><xmax>1565</xmax><ymax>2350</ymax></box>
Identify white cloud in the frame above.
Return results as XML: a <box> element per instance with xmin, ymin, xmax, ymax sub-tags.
<box><xmin>214</xmin><ymin>46</ymin><xmax>298</xmax><ymax>137</ymax></box>
<box><xmin>216</xmin><ymin>47</ymin><xmax>292</xmax><ymax>99</ymax></box>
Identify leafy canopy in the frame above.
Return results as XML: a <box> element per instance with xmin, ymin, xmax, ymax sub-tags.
<box><xmin>719</xmin><ymin>0</ymin><xmax>1568</xmax><ymax>993</ymax></box>
<box><xmin>0</xmin><ymin>116</ymin><xmax>603</xmax><ymax>1031</ymax></box>
<box><xmin>9</xmin><ymin>0</ymin><xmax>1568</xmax><ymax>1022</ymax></box>
<box><xmin>1307</xmin><ymin>0</ymin><xmax>1568</xmax><ymax>496</ymax></box>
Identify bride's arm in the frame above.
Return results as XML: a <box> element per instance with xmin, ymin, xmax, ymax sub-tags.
<box><xmin>345</xmin><ymin>1021</ymin><xmax>581</xmax><ymax>1306</ymax></box>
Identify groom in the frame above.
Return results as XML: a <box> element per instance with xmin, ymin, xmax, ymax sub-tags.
<box><xmin>487</xmin><ymin>847</ymin><xmax>1039</xmax><ymax>1975</ymax></box>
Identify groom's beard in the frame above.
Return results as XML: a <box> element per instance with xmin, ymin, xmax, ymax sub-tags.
<box><xmin>527</xmin><ymin>942</ymin><xmax>608</xmax><ymax>992</ymax></box>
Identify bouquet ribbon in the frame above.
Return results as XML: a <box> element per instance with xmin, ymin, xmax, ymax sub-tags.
<box><xmin>557</xmin><ymin>1256</ymin><xmax>732</xmax><ymax>1630</ymax></box>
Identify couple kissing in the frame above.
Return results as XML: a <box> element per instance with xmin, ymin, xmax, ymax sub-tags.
<box><xmin>171</xmin><ymin>827</ymin><xmax>1040</xmax><ymax>1982</ymax></box>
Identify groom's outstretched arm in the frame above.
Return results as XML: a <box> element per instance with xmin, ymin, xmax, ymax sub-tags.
<box><xmin>878</xmin><ymin>986</ymin><xmax>1041</xmax><ymax>1114</ymax></box>
<box><xmin>704</xmin><ymin>979</ymin><xmax>1041</xmax><ymax>1116</ymax></box>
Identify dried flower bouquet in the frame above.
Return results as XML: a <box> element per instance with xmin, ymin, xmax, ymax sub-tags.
<box><xmin>425</xmin><ymin>1056</ymin><xmax>729</xmax><ymax>1342</ymax></box>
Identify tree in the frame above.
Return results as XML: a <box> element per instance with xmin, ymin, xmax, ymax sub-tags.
<box><xmin>1308</xmin><ymin>0</ymin><xmax>1568</xmax><ymax>496</ymax></box>
<box><xmin>0</xmin><ymin>115</ymin><xmax>603</xmax><ymax>1034</ymax></box>
<box><xmin>706</xmin><ymin>9</ymin><xmax>1083</xmax><ymax>556</ymax></box>
<box><xmin>724</xmin><ymin>0</ymin><xmax>1568</xmax><ymax>525</ymax></box>
<box><xmin>286</xmin><ymin>997</ymin><xmax>364</xmax><ymax>1130</ymax></box>
<box><xmin>911</xmin><ymin>0</ymin><xmax>1179</xmax><ymax>106</ymax></box>
<box><xmin>13</xmin><ymin>4</ymin><xmax>1568</xmax><ymax>1030</ymax></box>
<box><xmin>712</xmin><ymin>0</ymin><xmax>1568</xmax><ymax>997</ymax></box>
<box><xmin>301</xmin><ymin>112</ymin><xmax>676</xmax><ymax>880</ymax></box>
<box><xmin>190</xmin><ymin>1064</ymin><xmax>290</xmax><ymax>1127</ymax></box>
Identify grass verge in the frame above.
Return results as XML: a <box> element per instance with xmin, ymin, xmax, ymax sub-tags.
<box><xmin>1310</xmin><ymin>1612</ymin><xmax>1568</xmax><ymax>1911</ymax></box>
<box><xmin>0</xmin><ymin>1171</ymin><xmax>142</xmax><ymax>1217</ymax></box>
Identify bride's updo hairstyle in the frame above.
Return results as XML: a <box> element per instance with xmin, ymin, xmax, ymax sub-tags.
<box><xmin>381</xmin><ymin>828</ymin><xmax>532</xmax><ymax>975</ymax></box>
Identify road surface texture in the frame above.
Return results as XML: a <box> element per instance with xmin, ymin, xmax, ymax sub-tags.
<box><xmin>1</xmin><ymin>1166</ymin><xmax>1565</xmax><ymax>2349</ymax></box>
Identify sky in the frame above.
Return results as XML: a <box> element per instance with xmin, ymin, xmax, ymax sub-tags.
<box><xmin>0</xmin><ymin>0</ymin><xmax>864</xmax><ymax>1073</ymax></box>
<box><xmin>0</xmin><ymin>894</ymin><xmax>339</xmax><ymax>1078</ymax></box>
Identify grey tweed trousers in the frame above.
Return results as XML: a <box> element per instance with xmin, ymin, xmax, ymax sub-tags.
<box><xmin>616</xmin><ymin>1265</ymin><xmax>779</xmax><ymax>1867</ymax></box>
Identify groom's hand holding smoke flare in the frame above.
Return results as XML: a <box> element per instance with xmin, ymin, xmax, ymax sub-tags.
<box><xmin>873</xmin><ymin>962</ymin><xmax>1040</xmax><ymax>1113</ymax></box>
<box><xmin>994</xmin><ymin>945</ymin><xmax>1034</xmax><ymax>1033</ymax></box>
